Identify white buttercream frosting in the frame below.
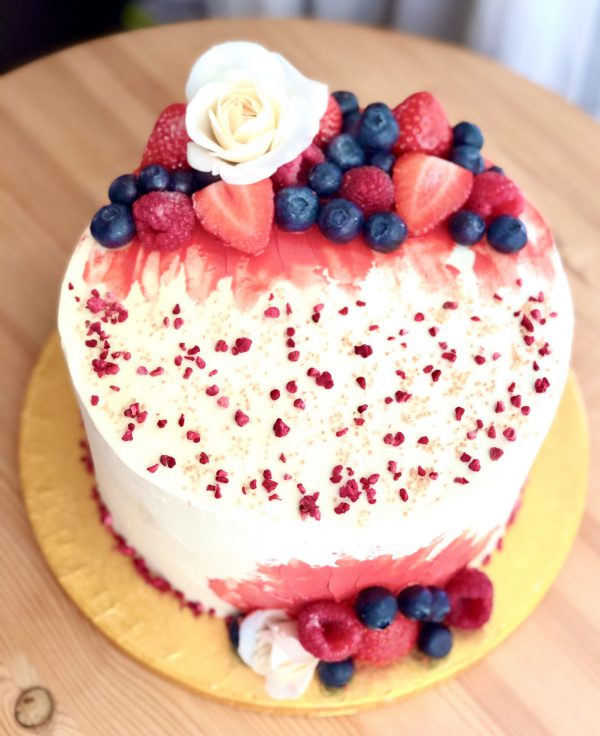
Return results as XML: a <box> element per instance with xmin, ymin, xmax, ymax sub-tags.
<box><xmin>58</xmin><ymin>204</ymin><xmax>573</xmax><ymax>616</ymax></box>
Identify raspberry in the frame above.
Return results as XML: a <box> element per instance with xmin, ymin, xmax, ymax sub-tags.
<box><xmin>272</xmin><ymin>143</ymin><xmax>325</xmax><ymax>190</ymax></box>
<box><xmin>465</xmin><ymin>171</ymin><xmax>525</xmax><ymax>222</ymax></box>
<box><xmin>141</xmin><ymin>103</ymin><xmax>190</xmax><ymax>171</ymax></box>
<box><xmin>392</xmin><ymin>92</ymin><xmax>452</xmax><ymax>157</ymax></box>
<box><xmin>339</xmin><ymin>166</ymin><xmax>394</xmax><ymax>217</ymax></box>
<box><xmin>444</xmin><ymin>568</ymin><xmax>493</xmax><ymax>630</ymax></box>
<box><xmin>355</xmin><ymin>614</ymin><xmax>418</xmax><ymax>666</ymax></box>
<box><xmin>133</xmin><ymin>191</ymin><xmax>196</xmax><ymax>252</ymax></box>
<box><xmin>297</xmin><ymin>600</ymin><xmax>363</xmax><ymax>662</ymax></box>
<box><xmin>314</xmin><ymin>95</ymin><xmax>343</xmax><ymax>148</ymax></box>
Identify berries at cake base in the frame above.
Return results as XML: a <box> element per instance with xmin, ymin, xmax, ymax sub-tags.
<box><xmin>355</xmin><ymin>614</ymin><xmax>419</xmax><ymax>667</ymax></box>
<box><xmin>297</xmin><ymin>601</ymin><xmax>363</xmax><ymax>662</ymax></box>
<box><xmin>444</xmin><ymin>568</ymin><xmax>494</xmax><ymax>629</ymax></box>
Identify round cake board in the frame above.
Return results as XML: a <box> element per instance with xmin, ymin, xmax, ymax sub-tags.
<box><xmin>19</xmin><ymin>333</ymin><xmax>588</xmax><ymax>716</ymax></box>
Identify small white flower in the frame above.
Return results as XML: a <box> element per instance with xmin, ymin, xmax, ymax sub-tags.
<box><xmin>185</xmin><ymin>42</ymin><xmax>328</xmax><ymax>185</ymax></box>
<box><xmin>237</xmin><ymin>609</ymin><xmax>318</xmax><ymax>700</ymax></box>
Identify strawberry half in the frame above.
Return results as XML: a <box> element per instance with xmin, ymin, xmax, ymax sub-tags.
<box><xmin>393</xmin><ymin>153</ymin><xmax>473</xmax><ymax>235</ymax></box>
<box><xmin>314</xmin><ymin>95</ymin><xmax>342</xmax><ymax>148</ymax></box>
<box><xmin>141</xmin><ymin>103</ymin><xmax>190</xmax><ymax>171</ymax></box>
<box><xmin>392</xmin><ymin>92</ymin><xmax>452</xmax><ymax>157</ymax></box>
<box><xmin>192</xmin><ymin>179</ymin><xmax>274</xmax><ymax>255</ymax></box>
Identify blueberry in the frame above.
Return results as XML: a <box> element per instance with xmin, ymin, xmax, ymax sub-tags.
<box><xmin>367</xmin><ymin>151</ymin><xmax>395</xmax><ymax>175</ymax></box>
<box><xmin>364</xmin><ymin>212</ymin><xmax>407</xmax><ymax>253</ymax></box>
<box><xmin>332</xmin><ymin>90</ymin><xmax>359</xmax><ymax>117</ymax></box>
<box><xmin>429</xmin><ymin>587</ymin><xmax>451</xmax><ymax>622</ymax></box>
<box><xmin>453</xmin><ymin>121</ymin><xmax>484</xmax><ymax>150</ymax></box>
<box><xmin>448</xmin><ymin>210</ymin><xmax>486</xmax><ymax>245</ymax></box>
<box><xmin>487</xmin><ymin>165</ymin><xmax>505</xmax><ymax>175</ymax></box>
<box><xmin>397</xmin><ymin>585</ymin><xmax>433</xmax><ymax>621</ymax></box>
<box><xmin>327</xmin><ymin>134</ymin><xmax>365</xmax><ymax>171</ymax></box>
<box><xmin>356</xmin><ymin>102</ymin><xmax>399</xmax><ymax>152</ymax></box>
<box><xmin>355</xmin><ymin>586</ymin><xmax>398</xmax><ymax>629</ymax></box>
<box><xmin>342</xmin><ymin>111</ymin><xmax>362</xmax><ymax>137</ymax></box>
<box><xmin>275</xmin><ymin>186</ymin><xmax>319</xmax><ymax>232</ymax></box>
<box><xmin>451</xmin><ymin>145</ymin><xmax>485</xmax><ymax>174</ymax></box>
<box><xmin>418</xmin><ymin>622</ymin><xmax>453</xmax><ymax>658</ymax></box>
<box><xmin>317</xmin><ymin>198</ymin><xmax>364</xmax><ymax>242</ymax></box>
<box><xmin>308</xmin><ymin>161</ymin><xmax>343</xmax><ymax>197</ymax></box>
<box><xmin>226</xmin><ymin>616</ymin><xmax>241</xmax><ymax>650</ymax></box>
<box><xmin>108</xmin><ymin>174</ymin><xmax>139</xmax><ymax>206</ymax></box>
<box><xmin>194</xmin><ymin>170</ymin><xmax>220</xmax><ymax>190</ymax></box>
<box><xmin>138</xmin><ymin>164</ymin><xmax>170</xmax><ymax>193</ymax></box>
<box><xmin>168</xmin><ymin>170</ymin><xmax>197</xmax><ymax>196</ymax></box>
<box><xmin>90</xmin><ymin>203</ymin><xmax>135</xmax><ymax>248</ymax></box>
<box><xmin>316</xmin><ymin>658</ymin><xmax>355</xmax><ymax>688</ymax></box>
<box><xmin>487</xmin><ymin>215</ymin><xmax>528</xmax><ymax>253</ymax></box>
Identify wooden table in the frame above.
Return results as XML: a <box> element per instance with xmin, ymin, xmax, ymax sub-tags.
<box><xmin>1</xmin><ymin>18</ymin><xmax>598</xmax><ymax>735</ymax></box>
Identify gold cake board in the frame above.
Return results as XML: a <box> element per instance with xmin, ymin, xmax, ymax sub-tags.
<box><xmin>19</xmin><ymin>333</ymin><xmax>588</xmax><ymax>716</ymax></box>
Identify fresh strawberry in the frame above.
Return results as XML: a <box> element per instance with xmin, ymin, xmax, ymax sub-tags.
<box><xmin>393</xmin><ymin>153</ymin><xmax>473</xmax><ymax>235</ymax></box>
<box><xmin>314</xmin><ymin>95</ymin><xmax>343</xmax><ymax>148</ymax></box>
<box><xmin>132</xmin><ymin>191</ymin><xmax>196</xmax><ymax>252</ymax></box>
<box><xmin>141</xmin><ymin>103</ymin><xmax>190</xmax><ymax>171</ymax></box>
<box><xmin>339</xmin><ymin>166</ymin><xmax>394</xmax><ymax>216</ymax></box>
<box><xmin>465</xmin><ymin>171</ymin><xmax>525</xmax><ymax>222</ymax></box>
<box><xmin>355</xmin><ymin>614</ymin><xmax>418</xmax><ymax>666</ymax></box>
<box><xmin>192</xmin><ymin>179</ymin><xmax>274</xmax><ymax>255</ymax></box>
<box><xmin>272</xmin><ymin>143</ymin><xmax>325</xmax><ymax>189</ymax></box>
<box><xmin>392</xmin><ymin>92</ymin><xmax>452</xmax><ymax>157</ymax></box>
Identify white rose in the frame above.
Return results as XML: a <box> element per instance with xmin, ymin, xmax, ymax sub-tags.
<box><xmin>185</xmin><ymin>41</ymin><xmax>328</xmax><ymax>185</ymax></box>
<box><xmin>237</xmin><ymin>609</ymin><xmax>318</xmax><ymax>700</ymax></box>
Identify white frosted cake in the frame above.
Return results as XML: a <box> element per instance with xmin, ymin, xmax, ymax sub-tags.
<box><xmin>58</xmin><ymin>42</ymin><xmax>572</xmax><ymax>697</ymax></box>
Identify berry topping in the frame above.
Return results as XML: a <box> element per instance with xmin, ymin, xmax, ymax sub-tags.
<box><xmin>418</xmin><ymin>622</ymin><xmax>453</xmax><ymax>658</ymax></box>
<box><xmin>342</xmin><ymin>111</ymin><xmax>362</xmax><ymax>137</ymax></box>
<box><xmin>308</xmin><ymin>161</ymin><xmax>343</xmax><ymax>197</ymax></box>
<box><xmin>453</xmin><ymin>121</ymin><xmax>484</xmax><ymax>150</ymax></box>
<box><xmin>397</xmin><ymin>585</ymin><xmax>434</xmax><ymax>621</ymax></box>
<box><xmin>364</xmin><ymin>212</ymin><xmax>407</xmax><ymax>252</ymax></box>
<box><xmin>226</xmin><ymin>615</ymin><xmax>241</xmax><ymax>649</ymax></box>
<box><xmin>339</xmin><ymin>166</ymin><xmax>394</xmax><ymax>217</ymax></box>
<box><xmin>448</xmin><ymin>210</ymin><xmax>486</xmax><ymax>245</ymax></box>
<box><xmin>90</xmin><ymin>203</ymin><xmax>135</xmax><ymax>248</ymax></box>
<box><xmin>192</xmin><ymin>179</ymin><xmax>274</xmax><ymax>255</ymax></box>
<box><xmin>332</xmin><ymin>90</ymin><xmax>359</xmax><ymax>117</ymax></box>
<box><xmin>167</xmin><ymin>170</ymin><xmax>198</xmax><ymax>196</ymax></box>
<box><xmin>356</xmin><ymin>102</ymin><xmax>399</xmax><ymax>151</ymax></box>
<box><xmin>392</xmin><ymin>92</ymin><xmax>452</xmax><ymax>157</ymax></box>
<box><xmin>355</xmin><ymin>586</ymin><xmax>398</xmax><ymax>629</ymax></box>
<box><xmin>141</xmin><ymin>102</ymin><xmax>190</xmax><ymax>171</ymax></box>
<box><xmin>393</xmin><ymin>153</ymin><xmax>473</xmax><ymax>235</ymax></box>
<box><xmin>108</xmin><ymin>174</ymin><xmax>139</xmax><ymax>206</ymax></box>
<box><xmin>367</xmin><ymin>151</ymin><xmax>395</xmax><ymax>175</ymax></box>
<box><xmin>428</xmin><ymin>587</ymin><xmax>451</xmax><ymax>622</ymax></box>
<box><xmin>444</xmin><ymin>568</ymin><xmax>494</xmax><ymax>629</ymax></box>
<box><xmin>316</xmin><ymin>658</ymin><xmax>355</xmax><ymax>689</ymax></box>
<box><xmin>327</xmin><ymin>134</ymin><xmax>366</xmax><ymax>171</ymax></box>
<box><xmin>317</xmin><ymin>198</ymin><xmax>364</xmax><ymax>242</ymax></box>
<box><xmin>465</xmin><ymin>171</ymin><xmax>525</xmax><ymax>221</ymax></box>
<box><xmin>272</xmin><ymin>143</ymin><xmax>325</xmax><ymax>189</ymax></box>
<box><xmin>297</xmin><ymin>600</ymin><xmax>363</xmax><ymax>662</ymax></box>
<box><xmin>355</xmin><ymin>613</ymin><xmax>418</xmax><ymax>666</ymax></box>
<box><xmin>314</xmin><ymin>95</ymin><xmax>343</xmax><ymax>148</ymax></box>
<box><xmin>487</xmin><ymin>215</ymin><xmax>528</xmax><ymax>253</ymax></box>
<box><xmin>138</xmin><ymin>164</ymin><xmax>170</xmax><ymax>193</ymax></box>
<box><xmin>487</xmin><ymin>165</ymin><xmax>505</xmax><ymax>175</ymax></box>
<box><xmin>133</xmin><ymin>191</ymin><xmax>195</xmax><ymax>252</ymax></box>
<box><xmin>450</xmin><ymin>145</ymin><xmax>485</xmax><ymax>174</ymax></box>
<box><xmin>275</xmin><ymin>186</ymin><xmax>319</xmax><ymax>232</ymax></box>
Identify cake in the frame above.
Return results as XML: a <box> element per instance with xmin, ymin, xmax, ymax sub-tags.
<box><xmin>58</xmin><ymin>42</ymin><xmax>573</xmax><ymax>697</ymax></box>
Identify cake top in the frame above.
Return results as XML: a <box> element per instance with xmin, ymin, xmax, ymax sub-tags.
<box><xmin>59</xmin><ymin>42</ymin><xmax>572</xmax><ymax>530</ymax></box>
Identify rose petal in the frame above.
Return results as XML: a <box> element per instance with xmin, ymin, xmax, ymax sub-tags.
<box><xmin>238</xmin><ymin>609</ymin><xmax>288</xmax><ymax>673</ymax></box>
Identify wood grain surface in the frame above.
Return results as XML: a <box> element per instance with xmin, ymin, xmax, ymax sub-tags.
<box><xmin>0</xmin><ymin>18</ymin><xmax>598</xmax><ymax>736</ymax></box>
